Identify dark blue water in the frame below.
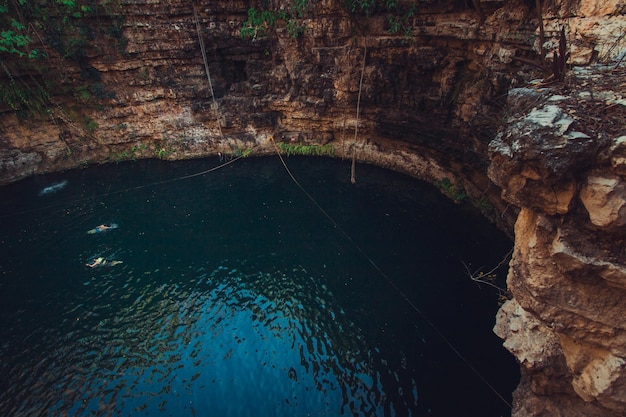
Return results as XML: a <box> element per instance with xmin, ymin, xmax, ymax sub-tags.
<box><xmin>0</xmin><ymin>156</ymin><xmax>518</xmax><ymax>417</ymax></box>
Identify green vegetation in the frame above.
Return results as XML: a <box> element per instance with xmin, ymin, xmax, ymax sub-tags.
<box><xmin>240</xmin><ymin>8</ymin><xmax>279</xmax><ymax>38</ymax></box>
<box><xmin>474</xmin><ymin>196</ymin><xmax>493</xmax><ymax>215</ymax></box>
<box><xmin>343</xmin><ymin>0</ymin><xmax>419</xmax><ymax>37</ymax></box>
<box><xmin>344</xmin><ymin>0</ymin><xmax>377</xmax><ymax>15</ymax></box>
<box><xmin>132</xmin><ymin>143</ymin><xmax>147</xmax><ymax>153</ymax></box>
<box><xmin>154</xmin><ymin>137</ymin><xmax>172</xmax><ymax>159</ymax></box>
<box><xmin>234</xmin><ymin>146</ymin><xmax>254</xmax><ymax>158</ymax></box>
<box><xmin>81</xmin><ymin>116</ymin><xmax>98</xmax><ymax>133</ymax></box>
<box><xmin>110</xmin><ymin>143</ymin><xmax>147</xmax><ymax>162</ymax></box>
<box><xmin>0</xmin><ymin>63</ymin><xmax>51</xmax><ymax>113</ymax></box>
<box><xmin>1</xmin><ymin>0</ymin><xmax>126</xmax><ymax>117</ymax></box>
<box><xmin>240</xmin><ymin>0</ymin><xmax>309</xmax><ymax>39</ymax></box>
<box><xmin>240</xmin><ymin>1</ymin><xmax>435</xmax><ymax>42</ymax></box>
<box><xmin>110</xmin><ymin>149</ymin><xmax>131</xmax><ymax>162</ymax></box>
<box><xmin>0</xmin><ymin>9</ymin><xmax>37</xmax><ymax>58</ymax></box>
<box><xmin>438</xmin><ymin>177</ymin><xmax>467</xmax><ymax>203</ymax></box>
<box><xmin>277</xmin><ymin>142</ymin><xmax>335</xmax><ymax>157</ymax></box>
<box><xmin>154</xmin><ymin>147</ymin><xmax>168</xmax><ymax>159</ymax></box>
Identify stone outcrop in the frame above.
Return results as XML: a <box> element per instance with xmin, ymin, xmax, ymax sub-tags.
<box><xmin>580</xmin><ymin>172</ymin><xmax>626</xmax><ymax>228</ymax></box>
<box><xmin>491</xmin><ymin>64</ymin><xmax>626</xmax><ymax>416</ymax></box>
<box><xmin>1</xmin><ymin>1</ymin><xmax>626</xmax><ymax>416</ymax></box>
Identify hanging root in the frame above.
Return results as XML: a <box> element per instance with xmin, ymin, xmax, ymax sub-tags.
<box><xmin>351</xmin><ymin>37</ymin><xmax>367</xmax><ymax>184</ymax></box>
<box><xmin>193</xmin><ymin>3</ymin><xmax>224</xmax><ymax>138</ymax></box>
<box><xmin>462</xmin><ymin>247</ymin><xmax>513</xmax><ymax>300</ymax></box>
<box><xmin>350</xmin><ymin>146</ymin><xmax>356</xmax><ymax>184</ymax></box>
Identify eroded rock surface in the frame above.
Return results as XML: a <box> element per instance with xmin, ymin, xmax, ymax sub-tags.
<box><xmin>490</xmin><ymin>65</ymin><xmax>626</xmax><ymax>416</ymax></box>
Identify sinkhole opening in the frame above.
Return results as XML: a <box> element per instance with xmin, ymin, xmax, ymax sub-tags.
<box><xmin>0</xmin><ymin>156</ymin><xmax>519</xmax><ymax>417</ymax></box>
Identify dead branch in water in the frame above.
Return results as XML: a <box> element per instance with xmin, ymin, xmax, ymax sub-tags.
<box><xmin>462</xmin><ymin>247</ymin><xmax>513</xmax><ymax>299</ymax></box>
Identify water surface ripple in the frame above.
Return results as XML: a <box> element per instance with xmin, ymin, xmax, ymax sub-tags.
<box><xmin>0</xmin><ymin>157</ymin><xmax>517</xmax><ymax>416</ymax></box>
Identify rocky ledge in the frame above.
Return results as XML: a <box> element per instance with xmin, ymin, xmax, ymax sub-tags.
<box><xmin>492</xmin><ymin>65</ymin><xmax>626</xmax><ymax>417</ymax></box>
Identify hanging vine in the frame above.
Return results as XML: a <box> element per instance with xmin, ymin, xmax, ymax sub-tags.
<box><xmin>351</xmin><ymin>38</ymin><xmax>367</xmax><ymax>184</ymax></box>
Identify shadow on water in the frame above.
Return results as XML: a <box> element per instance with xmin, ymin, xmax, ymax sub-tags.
<box><xmin>0</xmin><ymin>156</ymin><xmax>518</xmax><ymax>417</ymax></box>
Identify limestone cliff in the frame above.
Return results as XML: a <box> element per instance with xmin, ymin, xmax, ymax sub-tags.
<box><xmin>491</xmin><ymin>63</ymin><xmax>626</xmax><ymax>417</ymax></box>
<box><xmin>0</xmin><ymin>0</ymin><xmax>538</xmax><ymax>230</ymax></box>
<box><xmin>1</xmin><ymin>1</ymin><xmax>626</xmax><ymax>416</ymax></box>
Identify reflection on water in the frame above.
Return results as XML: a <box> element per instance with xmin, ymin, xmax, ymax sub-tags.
<box><xmin>0</xmin><ymin>157</ymin><xmax>517</xmax><ymax>416</ymax></box>
<box><xmin>3</xmin><ymin>260</ymin><xmax>412</xmax><ymax>416</ymax></box>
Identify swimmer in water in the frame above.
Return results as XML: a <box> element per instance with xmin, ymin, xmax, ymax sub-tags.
<box><xmin>86</xmin><ymin>257</ymin><xmax>123</xmax><ymax>268</ymax></box>
<box><xmin>38</xmin><ymin>180</ymin><xmax>68</xmax><ymax>196</ymax></box>
<box><xmin>87</xmin><ymin>224</ymin><xmax>117</xmax><ymax>234</ymax></box>
<box><xmin>86</xmin><ymin>257</ymin><xmax>104</xmax><ymax>268</ymax></box>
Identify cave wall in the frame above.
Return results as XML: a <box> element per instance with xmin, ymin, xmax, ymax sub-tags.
<box><xmin>1</xmin><ymin>1</ymin><xmax>626</xmax><ymax>416</ymax></box>
<box><xmin>0</xmin><ymin>0</ymin><xmax>536</xmax><ymax>223</ymax></box>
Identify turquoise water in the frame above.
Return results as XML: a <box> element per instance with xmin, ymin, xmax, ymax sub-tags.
<box><xmin>0</xmin><ymin>156</ymin><xmax>517</xmax><ymax>416</ymax></box>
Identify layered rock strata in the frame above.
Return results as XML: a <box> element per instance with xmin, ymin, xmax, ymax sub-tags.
<box><xmin>0</xmin><ymin>1</ymin><xmax>541</xmax><ymax>206</ymax></box>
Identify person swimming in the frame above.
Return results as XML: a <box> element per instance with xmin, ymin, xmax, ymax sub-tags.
<box><xmin>38</xmin><ymin>180</ymin><xmax>68</xmax><ymax>196</ymax></box>
<box><xmin>87</xmin><ymin>224</ymin><xmax>118</xmax><ymax>234</ymax></box>
<box><xmin>86</xmin><ymin>257</ymin><xmax>105</xmax><ymax>268</ymax></box>
<box><xmin>86</xmin><ymin>257</ymin><xmax>123</xmax><ymax>268</ymax></box>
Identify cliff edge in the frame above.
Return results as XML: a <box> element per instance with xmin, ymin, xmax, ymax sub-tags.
<box><xmin>492</xmin><ymin>64</ymin><xmax>626</xmax><ymax>416</ymax></box>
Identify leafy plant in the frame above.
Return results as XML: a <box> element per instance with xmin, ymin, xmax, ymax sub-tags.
<box><xmin>438</xmin><ymin>177</ymin><xmax>467</xmax><ymax>203</ymax></box>
<box><xmin>1</xmin><ymin>0</ymin><xmax>126</xmax><ymax>118</ymax></box>
<box><xmin>277</xmin><ymin>142</ymin><xmax>335</xmax><ymax>157</ymax></box>
<box><xmin>76</xmin><ymin>85</ymin><xmax>92</xmax><ymax>101</ymax></box>
<box><xmin>131</xmin><ymin>143</ymin><xmax>147</xmax><ymax>153</ymax></box>
<box><xmin>474</xmin><ymin>196</ymin><xmax>494</xmax><ymax>217</ymax></box>
<box><xmin>110</xmin><ymin>149</ymin><xmax>131</xmax><ymax>162</ymax></box>
<box><xmin>234</xmin><ymin>146</ymin><xmax>254</xmax><ymax>158</ymax></box>
<box><xmin>240</xmin><ymin>0</ymin><xmax>310</xmax><ymax>39</ymax></box>
<box><xmin>240</xmin><ymin>8</ymin><xmax>280</xmax><ymax>38</ymax></box>
<box><xmin>345</xmin><ymin>0</ymin><xmax>423</xmax><ymax>17</ymax></box>
<box><xmin>154</xmin><ymin>147</ymin><xmax>168</xmax><ymax>159</ymax></box>
<box><xmin>345</xmin><ymin>0</ymin><xmax>377</xmax><ymax>15</ymax></box>
<box><xmin>291</xmin><ymin>0</ymin><xmax>309</xmax><ymax>16</ymax></box>
<box><xmin>385</xmin><ymin>2</ymin><xmax>417</xmax><ymax>39</ymax></box>
<box><xmin>154</xmin><ymin>137</ymin><xmax>173</xmax><ymax>159</ymax></box>
<box><xmin>286</xmin><ymin>19</ymin><xmax>306</xmax><ymax>38</ymax></box>
<box><xmin>82</xmin><ymin>116</ymin><xmax>98</xmax><ymax>133</ymax></box>
<box><xmin>0</xmin><ymin>17</ymin><xmax>37</xmax><ymax>57</ymax></box>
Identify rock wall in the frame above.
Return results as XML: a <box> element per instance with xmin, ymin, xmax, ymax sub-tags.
<box><xmin>0</xmin><ymin>0</ymin><xmax>539</xmax><ymax>227</ymax></box>
<box><xmin>1</xmin><ymin>1</ymin><xmax>626</xmax><ymax>416</ymax></box>
<box><xmin>491</xmin><ymin>64</ymin><xmax>626</xmax><ymax>416</ymax></box>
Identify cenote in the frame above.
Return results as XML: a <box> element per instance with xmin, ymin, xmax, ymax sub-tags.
<box><xmin>0</xmin><ymin>156</ymin><xmax>518</xmax><ymax>417</ymax></box>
